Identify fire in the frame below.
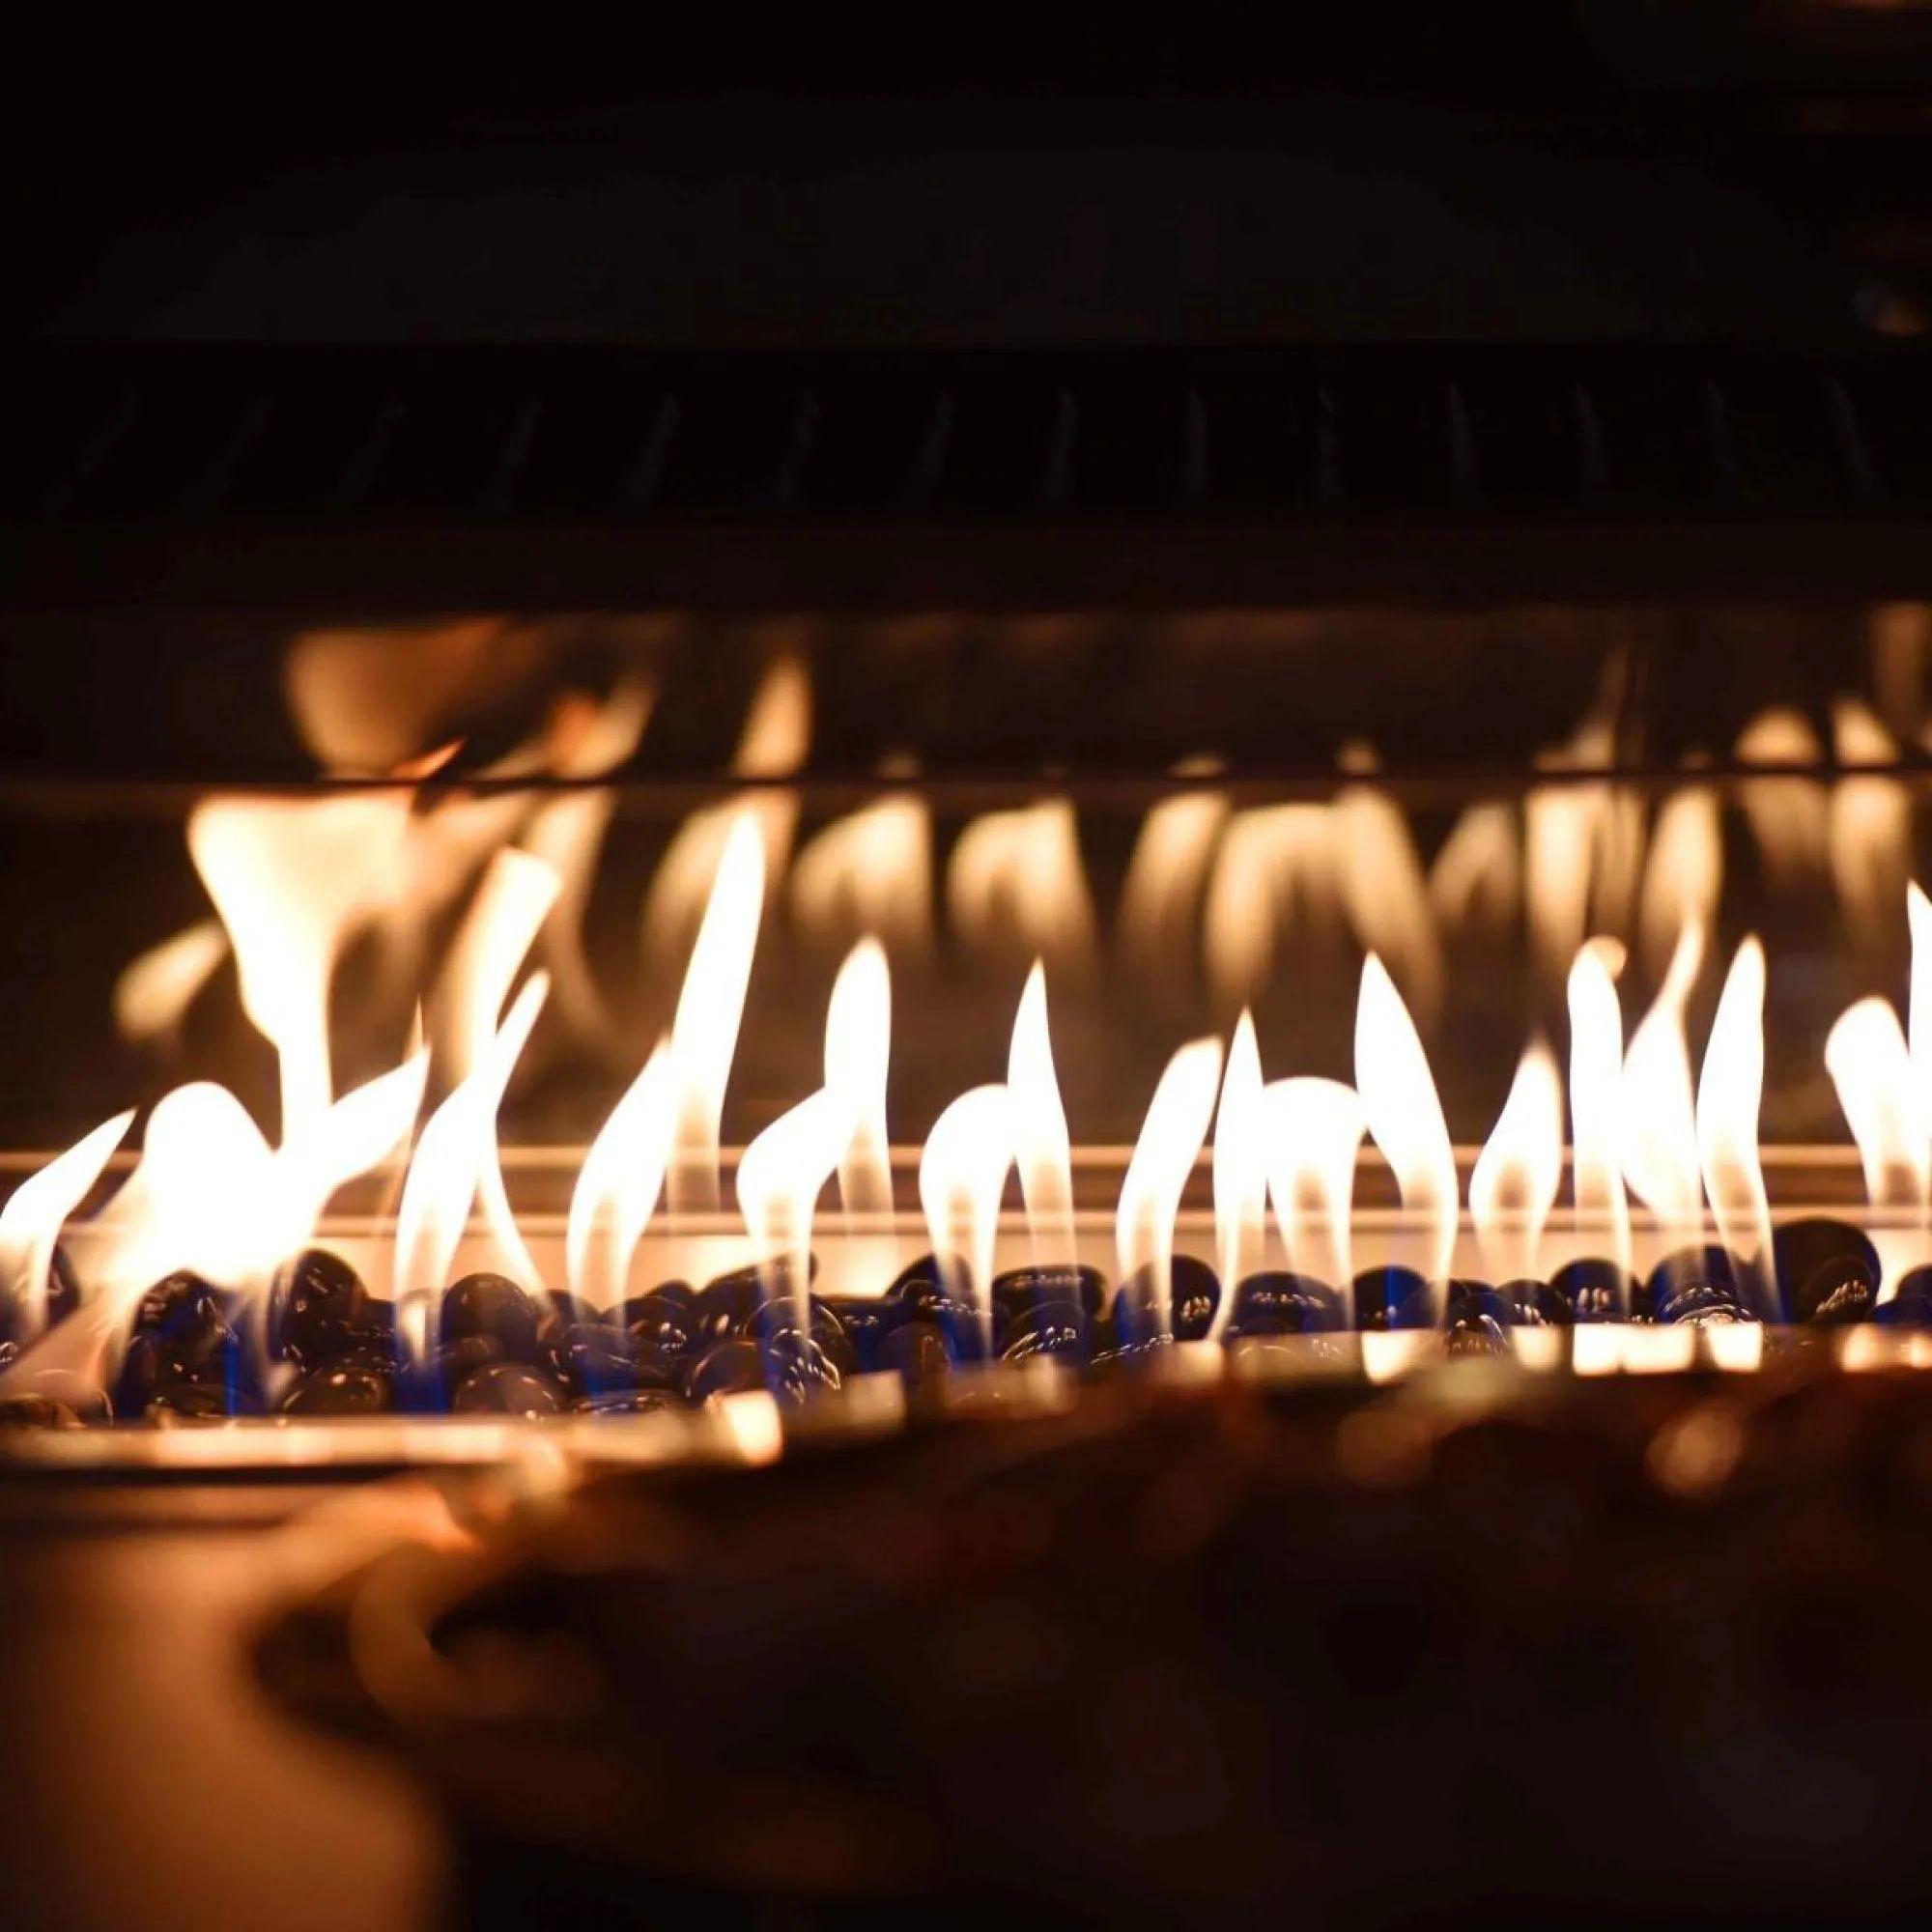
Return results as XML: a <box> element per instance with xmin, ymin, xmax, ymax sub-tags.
<box><xmin>1619</xmin><ymin>919</ymin><xmax>1706</xmax><ymax>1247</ymax></box>
<box><xmin>1912</xmin><ymin>882</ymin><xmax>1932</xmax><ymax>1131</ymax></box>
<box><xmin>1333</xmin><ymin>781</ymin><xmax>1442</xmax><ymax>1023</ymax></box>
<box><xmin>112</xmin><ymin>919</ymin><xmax>228</xmax><ymax>1046</ymax></box>
<box><xmin>947</xmin><ymin>799</ymin><xmax>1095</xmax><ymax>973</ymax></box>
<box><xmin>1468</xmin><ymin>1042</ymin><xmax>1564</xmax><ymax>1283</ymax></box>
<box><xmin>736</xmin><ymin>1089</ymin><xmax>854</xmax><ymax>1327</ymax></box>
<box><xmin>565</xmin><ymin>1038</ymin><xmax>675</xmax><ymax>1310</ymax></box>
<box><xmin>790</xmin><ymin>796</ymin><xmax>933</xmax><ymax>957</ymax></box>
<box><xmin>1696</xmin><ymin>937</ymin><xmax>1774</xmax><ymax>1271</ymax></box>
<box><xmin>1116</xmin><ymin>1038</ymin><xmax>1223</xmax><ymax>1334</ymax></box>
<box><xmin>1831</xmin><ymin>699</ymin><xmax>1910</xmax><ymax>952</ymax></box>
<box><xmin>641</xmin><ymin>652</ymin><xmax>809</xmax><ymax>965</ymax></box>
<box><xmin>918</xmin><ymin>1086</ymin><xmax>1013</xmax><ymax>1349</ymax></box>
<box><xmin>187</xmin><ymin>794</ymin><xmax>410</xmax><ymax>1139</ymax></box>
<box><xmin>0</xmin><ymin>1110</ymin><xmax>134</xmax><ymax>1333</ymax></box>
<box><xmin>1637</xmin><ymin>789</ymin><xmax>1720</xmax><ymax>980</ymax></box>
<box><xmin>1210</xmin><ymin>1011</ymin><xmax>1266</xmax><ymax>1326</ymax></box>
<box><xmin>1566</xmin><ymin>941</ymin><xmax>1632</xmax><ymax>1293</ymax></box>
<box><xmin>1203</xmin><ymin>806</ymin><xmax>1338</xmax><ymax>1004</ymax></box>
<box><xmin>1261</xmin><ymin>1076</ymin><xmax>1365</xmax><ymax>1296</ymax></box>
<box><xmin>1008</xmin><ymin>962</ymin><xmax>1075</xmax><ymax>1263</ymax></box>
<box><xmin>274</xmin><ymin>1053</ymin><xmax>429</xmax><ymax>1240</ymax></box>
<box><xmin>824</xmin><ymin>938</ymin><xmax>894</xmax><ymax>1218</ymax></box>
<box><xmin>1118</xmin><ymin>788</ymin><xmax>1229</xmax><ymax>979</ymax></box>
<box><xmin>666</xmin><ymin>811</ymin><xmax>766</xmax><ymax>1213</ymax></box>
<box><xmin>1736</xmin><ymin>708</ymin><xmax>1829</xmax><ymax>892</ymax></box>
<box><xmin>1428</xmin><ymin>803</ymin><xmax>1520</xmax><ymax>938</ymax></box>
<box><xmin>1354</xmin><ymin>954</ymin><xmax>1456</xmax><ymax>1290</ymax></box>
<box><xmin>1825</xmin><ymin>998</ymin><xmax>1927</xmax><ymax>1209</ymax></box>
<box><xmin>1526</xmin><ymin>715</ymin><xmax>1643</xmax><ymax>981</ymax></box>
<box><xmin>393</xmin><ymin>973</ymin><xmax>549</xmax><ymax>1313</ymax></box>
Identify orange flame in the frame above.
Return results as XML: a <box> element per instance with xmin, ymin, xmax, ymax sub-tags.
<box><xmin>1116</xmin><ymin>1038</ymin><xmax>1223</xmax><ymax>1333</ymax></box>
<box><xmin>112</xmin><ymin>920</ymin><xmax>228</xmax><ymax>1047</ymax></box>
<box><xmin>918</xmin><ymin>1085</ymin><xmax>1013</xmax><ymax>1346</ymax></box>
<box><xmin>667</xmin><ymin>811</ymin><xmax>766</xmax><ymax>1212</ymax></box>
<box><xmin>1118</xmin><ymin>789</ymin><xmax>1229</xmax><ymax>979</ymax></box>
<box><xmin>1566</xmin><ymin>940</ymin><xmax>1632</xmax><ymax>1292</ymax></box>
<box><xmin>565</xmin><ymin>1038</ymin><xmax>676</xmax><ymax>1310</ymax></box>
<box><xmin>1695</xmin><ymin>937</ymin><xmax>1774</xmax><ymax>1270</ymax></box>
<box><xmin>1637</xmin><ymin>789</ymin><xmax>1720</xmax><ymax>980</ymax></box>
<box><xmin>1354</xmin><ymin>954</ymin><xmax>1456</xmax><ymax>1288</ymax></box>
<box><xmin>790</xmin><ymin>795</ymin><xmax>933</xmax><ymax>957</ymax></box>
<box><xmin>1008</xmin><ymin>961</ymin><xmax>1075</xmax><ymax>1262</ymax></box>
<box><xmin>1619</xmin><ymin>919</ymin><xmax>1705</xmax><ymax>1247</ymax></box>
<box><xmin>1826</xmin><ymin>997</ymin><xmax>1927</xmax><ymax>1209</ymax></box>
<box><xmin>737</xmin><ymin>1089</ymin><xmax>854</xmax><ymax>1328</ymax></box>
<box><xmin>1261</xmin><ymin>1076</ymin><xmax>1365</xmax><ymax>1301</ymax></box>
<box><xmin>824</xmin><ymin>938</ymin><xmax>894</xmax><ymax>1218</ymax></box>
<box><xmin>1831</xmin><ymin>699</ymin><xmax>1911</xmax><ymax>952</ymax></box>
<box><xmin>1210</xmin><ymin>1010</ymin><xmax>1266</xmax><ymax>1318</ymax></box>
<box><xmin>1468</xmin><ymin>1041</ymin><xmax>1564</xmax><ymax>1283</ymax></box>
<box><xmin>0</xmin><ymin>1110</ymin><xmax>134</xmax><ymax>1333</ymax></box>
<box><xmin>947</xmin><ymin>799</ymin><xmax>1096</xmax><ymax>973</ymax></box>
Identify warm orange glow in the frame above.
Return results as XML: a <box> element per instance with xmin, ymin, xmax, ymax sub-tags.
<box><xmin>947</xmin><ymin>799</ymin><xmax>1095</xmax><ymax>972</ymax></box>
<box><xmin>0</xmin><ymin>1110</ymin><xmax>134</xmax><ymax>1332</ymax></box>
<box><xmin>1007</xmin><ymin>961</ymin><xmax>1075</xmax><ymax>1261</ymax></box>
<box><xmin>275</xmin><ymin>1053</ymin><xmax>429</xmax><ymax>1240</ymax></box>
<box><xmin>1203</xmin><ymin>806</ymin><xmax>1338</xmax><ymax>1003</ymax></box>
<box><xmin>919</xmin><ymin>1085</ymin><xmax>1013</xmax><ymax>1345</ymax></box>
<box><xmin>1566</xmin><ymin>941</ymin><xmax>1632</xmax><ymax>1289</ymax></box>
<box><xmin>1116</xmin><ymin>1038</ymin><xmax>1223</xmax><ymax>1330</ymax></box>
<box><xmin>667</xmin><ymin>810</ymin><xmax>767</xmax><ymax>1213</ymax></box>
<box><xmin>1526</xmin><ymin>717</ymin><xmax>1642</xmax><ymax>981</ymax></box>
<box><xmin>393</xmin><ymin>973</ymin><xmax>549</xmax><ymax>1310</ymax></box>
<box><xmin>737</xmin><ymin>1088</ymin><xmax>854</xmax><ymax>1327</ymax></box>
<box><xmin>1428</xmin><ymin>803</ymin><xmax>1520</xmax><ymax>937</ymax></box>
<box><xmin>1261</xmin><ymin>1076</ymin><xmax>1365</xmax><ymax>1297</ymax></box>
<box><xmin>1354</xmin><ymin>954</ymin><xmax>1456</xmax><ymax>1286</ymax></box>
<box><xmin>566</xmin><ymin>1037</ymin><xmax>675</xmax><ymax>1309</ymax></box>
<box><xmin>1637</xmin><ymin>788</ymin><xmax>1720</xmax><ymax>980</ymax></box>
<box><xmin>112</xmin><ymin>920</ymin><xmax>228</xmax><ymax>1046</ymax></box>
<box><xmin>1468</xmin><ymin>1041</ymin><xmax>1564</xmax><ymax>1283</ymax></box>
<box><xmin>1210</xmin><ymin>1010</ymin><xmax>1266</xmax><ymax>1322</ymax></box>
<box><xmin>187</xmin><ymin>795</ymin><xmax>410</xmax><ymax>1139</ymax></box>
<box><xmin>1832</xmin><ymin>699</ymin><xmax>1911</xmax><ymax>953</ymax></box>
<box><xmin>1118</xmin><ymin>789</ymin><xmax>1229</xmax><ymax>977</ymax></box>
<box><xmin>1333</xmin><ymin>782</ymin><xmax>1442</xmax><ymax>1022</ymax></box>
<box><xmin>1736</xmin><ymin>708</ymin><xmax>1828</xmax><ymax>892</ymax></box>
<box><xmin>1619</xmin><ymin>919</ymin><xmax>1705</xmax><ymax>1246</ymax></box>
<box><xmin>1696</xmin><ymin>937</ymin><xmax>1774</xmax><ymax>1270</ymax></box>
<box><xmin>1912</xmin><ymin>882</ymin><xmax>1932</xmax><ymax>1135</ymax></box>
<box><xmin>1825</xmin><ymin>998</ymin><xmax>1927</xmax><ymax>1209</ymax></box>
<box><xmin>790</xmin><ymin>796</ymin><xmax>933</xmax><ymax>956</ymax></box>
<box><xmin>824</xmin><ymin>938</ymin><xmax>894</xmax><ymax>1218</ymax></box>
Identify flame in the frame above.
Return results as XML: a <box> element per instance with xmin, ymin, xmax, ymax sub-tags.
<box><xmin>520</xmin><ymin>677</ymin><xmax>656</xmax><ymax>1037</ymax></box>
<box><xmin>1825</xmin><ymin>998</ymin><xmax>1928</xmax><ymax>1209</ymax></box>
<box><xmin>1830</xmin><ymin>698</ymin><xmax>1910</xmax><ymax>952</ymax></box>
<box><xmin>0</xmin><ymin>1110</ymin><xmax>134</xmax><ymax>1332</ymax></box>
<box><xmin>790</xmin><ymin>795</ymin><xmax>933</xmax><ymax>956</ymax></box>
<box><xmin>1912</xmin><ymin>882</ymin><xmax>1932</xmax><ymax>1132</ymax></box>
<box><xmin>1619</xmin><ymin>919</ymin><xmax>1706</xmax><ymax>1245</ymax></box>
<box><xmin>1203</xmin><ymin>806</ymin><xmax>1340</xmax><ymax>1004</ymax></box>
<box><xmin>1468</xmin><ymin>1042</ymin><xmax>1564</xmax><ymax>1283</ymax></box>
<box><xmin>1260</xmin><ymin>1076</ymin><xmax>1365</xmax><ymax>1299</ymax></box>
<box><xmin>641</xmin><ymin>653</ymin><xmax>808</xmax><ymax>964</ymax></box>
<box><xmin>824</xmin><ymin>939</ymin><xmax>894</xmax><ymax>1217</ymax></box>
<box><xmin>94</xmin><ymin>1084</ymin><xmax>285</xmax><ymax>1300</ymax></box>
<box><xmin>274</xmin><ymin>1054</ymin><xmax>429</xmax><ymax>1240</ymax></box>
<box><xmin>947</xmin><ymin>800</ymin><xmax>1096</xmax><ymax>973</ymax></box>
<box><xmin>566</xmin><ymin>1038</ymin><xmax>676</xmax><ymax>1309</ymax></box>
<box><xmin>918</xmin><ymin>1086</ymin><xmax>1013</xmax><ymax>1345</ymax></box>
<box><xmin>1695</xmin><ymin>937</ymin><xmax>1774</xmax><ymax>1271</ymax></box>
<box><xmin>737</xmin><ymin>1088</ymin><xmax>854</xmax><ymax>1327</ymax></box>
<box><xmin>1736</xmin><ymin>708</ymin><xmax>1829</xmax><ymax>892</ymax></box>
<box><xmin>1428</xmin><ymin>803</ymin><xmax>1520</xmax><ymax>937</ymax></box>
<box><xmin>1566</xmin><ymin>941</ymin><xmax>1633</xmax><ymax>1291</ymax></box>
<box><xmin>1118</xmin><ymin>789</ymin><xmax>1229</xmax><ymax>978</ymax></box>
<box><xmin>1333</xmin><ymin>782</ymin><xmax>1443</xmax><ymax>1022</ymax></box>
<box><xmin>1637</xmin><ymin>789</ymin><xmax>1721</xmax><ymax>980</ymax></box>
<box><xmin>112</xmin><ymin>920</ymin><xmax>228</xmax><ymax>1045</ymax></box>
<box><xmin>393</xmin><ymin>974</ymin><xmax>549</xmax><ymax>1308</ymax></box>
<box><xmin>665</xmin><ymin>810</ymin><xmax>766</xmax><ymax>1212</ymax></box>
<box><xmin>1007</xmin><ymin>961</ymin><xmax>1075</xmax><ymax>1262</ymax></box>
<box><xmin>1354</xmin><ymin>955</ymin><xmax>1456</xmax><ymax>1287</ymax></box>
<box><xmin>187</xmin><ymin>795</ymin><xmax>410</xmax><ymax>1139</ymax></box>
<box><xmin>1526</xmin><ymin>716</ymin><xmax>1644</xmax><ymax>981</ymax></box>
<box><xmin>1115</xmin><ymin>1038</ymin><xmax>1223</xmax><ymax>1333</ymax></box>
<box><xmin>1210</xmin><ymin>1011</ymin><xmax>1265</xmax><ymax>1322</ymax></box>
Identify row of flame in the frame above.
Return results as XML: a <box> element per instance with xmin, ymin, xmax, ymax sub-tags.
<box><xmin>2</xmin><ymin>779</ymin><xmax>1930</xmax><ymax>1376</ymax></box>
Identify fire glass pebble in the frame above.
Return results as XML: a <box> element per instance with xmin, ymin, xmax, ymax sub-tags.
<box><xmin>0</xmin><ymin>1393</ymin><xmax>81</xmax><ymax>1429</ymax></box>
<box><xmin>818</xmin><ymin>1294</ymin><xmax>902</xmax><ymax>1371</ymax></box>
<box><xmin>1647</xmin><ymin>1245</ymin><xmax>1761</xmax><ymax>1325</ymax></box>
<box><xmin>681</xmin><ymin>1338</ymin><xmax>769</xmax><ymax>1405</ymax></box>
<box><xmin>992</xmin><ymin>1264</ymin><xmax>1107</xmax><ymax>1322</ymax></box>
<box><xmin>272</xmin><ymin>1247</ymin><xmax>382</xmax><ymax>1367</ymax></box>
<box><xmin>620</xmin><ymin>1283</ymin><xmax>697</xmax><ymax>1361</ymax></box>
<box><xmin>1350</xmin><ymin>1264</ymin><xmax>1434</xmax><ymax>1331</ymax></box>
<box><xmin>999</xmin><ymin>1296</ymin><xmax>1090</xmax><ymax>1364</ymax></box>
<box><xmin>450</xmin><ymin>1362</ymin><xmax>567</xmax><ymax>1417</ymax></box>
<box><xmin>876</xmin><ymin>1319</ymin><xmax>954</xmax><ymax>1387</ymax></box>
<box><xmin>887</xmin><ymin>1254</ymin><xmax>1000</xmax><ymax>1359</ymax></box>
<box><xmin>573</xmin><ymin>1389</ymin><xmax>685</xmax><ymax>1416</ymax></box>
<box><xmin>1226</xmin><ymin>1271</ymin><xmax>1347</xmax><ymax>1339</ymax></box>
<box><xmin>1545</xmin><ymin>1257</ymin><xmax>1634</xmax><ymax>1322</ymax></box>
<box><xmin>1876</xmin><ymin>1265</ymin><xmax>1932</xmax><ymax>1326</ymax></box>
<box><xmin>1442</xmin><ymin>1279</ymin><xmax>1517</xmax><ymax>1355</ymax></box>
<box><xmin>745</xmin><ymin>1294</ymin><xmax>858</xmax><ymax>1375</ymax></box>
<box><xmin>281</xmin><ymin>1359</ymin><xmax>394</xmax><ymax>1415</ymax></box>
<box><xmin>1109</xmin><ymin>1256</ymin><xmax>1220</xmax><ymax>1346</ymax></box>
<box><xmin>564</xmin><ymin>1322</ymin><xmax>678</xmax><ymax>1399</ymax></box>
<box><xmin>690</xmin><ymin>1260</ymin><xmax>817</xmax><ymax>1352</ymax></box>
<box><xmin>1769</xmin><ymin>1217</ymin><xmax>1881</xmax><ymax>1325</ymax></box>
<box><xmin>439</xmin><ymin>1272</ymin><xmax>544</xmax><ymax>1363</ymax></box>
